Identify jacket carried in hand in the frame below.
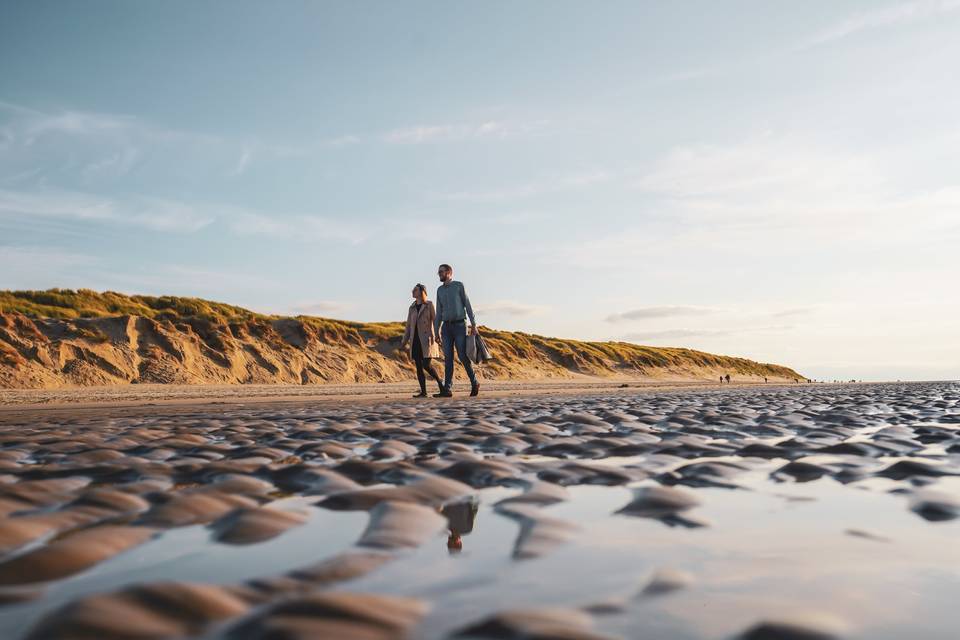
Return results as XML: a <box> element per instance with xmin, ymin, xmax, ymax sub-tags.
<box><xmin>402</xmin><ymin>301</ymin><xmax>441</xmax><ymax>359</ymax></box>
<box><xmin>466</xmin><ymin>332</ymin><xmax>493</xmax><ymax>364</ymax></box>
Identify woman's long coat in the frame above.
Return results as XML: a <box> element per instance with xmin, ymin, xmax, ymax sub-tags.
<box><xmin>403</xmin><ymin>301</ymin><xmax>441</xmax><ymax>359</ymax></box>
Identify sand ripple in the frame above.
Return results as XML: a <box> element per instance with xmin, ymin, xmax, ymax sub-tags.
<box><xmin>0</xmin><ymin>382</ymin><xmax>956</xmax><ymax>638</ymax></box>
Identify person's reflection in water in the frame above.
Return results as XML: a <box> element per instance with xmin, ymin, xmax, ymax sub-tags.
<box><xmin>440</xmin><ymin>499</ymin><xmax>479</xmax><ymax>555</ymax></box>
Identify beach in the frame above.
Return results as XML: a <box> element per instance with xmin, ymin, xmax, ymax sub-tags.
<box><xmin>5</xmin><ymin>1</ymin><xmax>958</xmax><ymax>638</ymax></box>
<box><xmin>0</xmin><ymin>381</ymin><xmax>958</xmax><ymax>639</ymax></box>
<box><xmin>0</xmin><ymin>379</ymin><xmax>794</xmax><ymax>409</ymax></box>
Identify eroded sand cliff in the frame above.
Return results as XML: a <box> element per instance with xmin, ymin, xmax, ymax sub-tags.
<box><xmin>0</xmin><ymin>291</ymin><xmax>803</xmax><ymax>389</ymax></box>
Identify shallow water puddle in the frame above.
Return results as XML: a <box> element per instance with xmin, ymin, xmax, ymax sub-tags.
<box><xmin>334</xmin><ymin>475</ymin><xmax>960</xmax><ymax>639</ymax></box>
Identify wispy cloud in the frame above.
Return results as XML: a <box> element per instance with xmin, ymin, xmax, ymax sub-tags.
<box><xmin>0</xmin><ymin>187</ymin><xmax>412</xmax><ymax>241</ymax></box>
<box><xmin>82</xmin><ymin>147</ymin><xmax>141</xmax><ymax>179</ymax></box>
<box><xmin>624</xmin><ymin>325</ymin><xmax>794</xmax><ymax>343</ymax></box>
<box><xmin>0</xmin><ymin>100</ymin><xmax>320</xmax><ymax>188</ymax></box>
<box><xmin>64</xmin><ymin>264</ymin><xmax>281</xmax><ymax>304</ymax></box>
<box><xmin>0</xmin><ymin>183</ymin><xmax>457</xmax><ymax>247</ymax></box>
<box><xmin>229</xmin><ymin>146</ymin><xmax>253</xmax><ymax>177</ymax></box>
<box><xmin>623</xmin><ymin>328</ymin><xmax>732</xmax><ymax>341</ymax></box>
<box><xmin>229</xmin><ymin>212</ymin><xmax>368</xmax><ymax>244</ymax></box>
<box><xmin>0</xmin><ymin>100</ymin><xmax>219</xmax><ymax>147</ymax></box>
<box><xmin>325</xmin><ymin>134</ymin><xmax>361</xmax><ymax>147</ymax></box>
<box><xmin>0</xmin><ymin>244</ymin><xmax>98</xmax><ymax>270</ymax></box>
<box><xmin>1</xmin><ymin>245</ymin><xmax>267</xmax><ymax>297</ymax></box>
<box><xmin>633</xmin><ymin>135</ymin><xmax>960</xmax><ymax>235</ymax></box>
<box><xmin>0</xmin><ymin>244</ymin><xmax>102</xmax><ymax>290</ymax></box>
<box><xmin>23</xmin><ymin>110</ymin><xmax>138</xmax><ymax>141</ymax></box>
<box><xmin>432</xmin><ymin>168</ymin><xmax>614</xmax><ymax>202</ymax></box>
<box><xmin>487</xmin><ymin>211</ymin><xmax>550</xmax><ymax>226</ymax></box>
<box><xmin>802</xmin><ymin>0</ymin><xmax>960</xmax><ymax>48</ymax></box>
<box><xmin>0</xmin><ymin>100</ymin><xmax>39</xmax><ymax>115</ymax></box>
<box><xmin>549</xmin><ymin>132</ymin><xmax>960</xmax><ymax>269</ymax></box>
<box><xmin>772</xmin><ymin>307</ymin><xmax>814</xmax><ymax>318</ymax></box>
<box><xmin>0</xmin><ymin>188</ymin><xmax>214</xmax><ymax>233</ymax></box>
<box><xmin>385</xmin><ymin>124</ymin><xmax>461</xmax><ymax>144</ymax></box>
<box><xmin>384</xmin><ymin>119</ymin><xmax>549</xmax><ymax>144</ymax></box>
<box><xmin>159</xmin><ymin>265</ymin><xmax>278</xmax><ymax>291</ymax></box>
<box><xmin>229</xmin><ymin>211</ymin><xmax>452</xmax><ymax>245</ymax></box>
<box><xmin>606</xmin><ymin>306</ymin><xmax>715</xmax><ymax>322</ymax></box>
<box><xmin>290</xmin><ymin>300</ymin><xmax>350</xmax><ymax>316</ymax></box>
<box><xmin>476</xmin><ymin>300</ymin><xmax>549</xmax><ymax>317</ymax></box>
<box><xmin>633</xmin><ymin>134</ymin><xmax>880</xmax><ymax>201</ymax></box>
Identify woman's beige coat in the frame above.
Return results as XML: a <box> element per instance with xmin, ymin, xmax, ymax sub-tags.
<box><xmin>402</xmin><ymin>301</ymin><xmax>441</xmax><ymax>359</ymax></box>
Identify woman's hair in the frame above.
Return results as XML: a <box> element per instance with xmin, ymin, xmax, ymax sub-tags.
<box><xmin>413</xmin><ymin>283</ymin><xmax>428</xmax><ymax>298</ymax></box>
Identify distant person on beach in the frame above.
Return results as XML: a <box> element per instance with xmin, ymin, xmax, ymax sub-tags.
<box><xmin>725</xmin><ymin>374</ymin><xmax>731</xmax><ymax>384</ymax></box>
<box><xmin>719</xmin><ymin>375</ymin><xmax>724</xmax><ymax>384</ymax></box>
<box><xmin>400</xmin><ymin>284</ymin><xmax>443</xmax><ymax>398</ymax></box>
<box><xmin>434</xmin><ymin>263</ymin><xmax>480</xmax><ymax>397</ymax></box>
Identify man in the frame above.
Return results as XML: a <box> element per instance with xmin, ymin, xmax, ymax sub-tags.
<box><xmin>434</xmin><ymin>263</ymin><xmax>480</xmax><ymax>397</ymax></box>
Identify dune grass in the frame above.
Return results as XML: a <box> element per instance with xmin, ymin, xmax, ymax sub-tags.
<box><xmin>0</xmin><ymin>289</ymin><xmax>262</xmax><ymax>323</ymax></box>
<box><xmin>481</xmin><ymin>330</ymin><xmax>797</xmax><ymax>378</ymax></box>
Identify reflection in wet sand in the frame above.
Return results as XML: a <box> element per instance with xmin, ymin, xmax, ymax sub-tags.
<box><xmin>0</xmin><ymin>382</ymin><xmax>957</xmax><ymax>638</ymax></box>
<box><xmin>441</xmin><ymin>499</ymin><xmax>479</xmax><ymax>554</ymax></box>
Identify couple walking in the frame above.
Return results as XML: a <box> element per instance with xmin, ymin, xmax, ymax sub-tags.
<box><xmin>400</xmin><ymin>263</ymin><xmax>481</xmax><ymax>398</ymax></box>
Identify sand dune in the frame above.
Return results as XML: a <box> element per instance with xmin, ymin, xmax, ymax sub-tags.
<box><xmin>0</xmin><ymin>290</ymin><xmax>803</xmax><ymax>389</ymax></box>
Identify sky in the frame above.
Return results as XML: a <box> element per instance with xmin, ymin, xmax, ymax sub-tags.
<box><xmin>1</xmin><ymin>1</ymin><xmax>958</xmax><ymax>382</ymax></box>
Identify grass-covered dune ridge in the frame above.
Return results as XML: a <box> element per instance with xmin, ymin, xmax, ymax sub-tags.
<box><xmin>0</xmin><ymin>289</ymin><xmax>266</xmax><ymax>322</ymax></box>
<box><xmin>0</xmin><ymin>289</ymin><xmax>804</xmax><ymax>388</ymax></box>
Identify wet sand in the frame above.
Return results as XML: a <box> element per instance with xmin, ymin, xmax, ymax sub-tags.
<box><xmin>0</xmin><ymin>379</ymin><xmax>789</xmax><ymax>410</ymax></box>
<box><xmin>0</xmin><ymin>381</ymin><xmax>958</xmax><ymax>639</ymax></box>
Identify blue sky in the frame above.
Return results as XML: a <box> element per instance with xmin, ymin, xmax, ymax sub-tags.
<box><xmin>2</xmin><ymin>1</ymin><xmax>959</xmax><ymax>381</ymax></box>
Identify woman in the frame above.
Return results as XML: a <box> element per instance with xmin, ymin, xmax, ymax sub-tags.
<box><xmin>401</xmin><ymin>283</ymin><xmax>443</xmax><ymax>397</ymax></box>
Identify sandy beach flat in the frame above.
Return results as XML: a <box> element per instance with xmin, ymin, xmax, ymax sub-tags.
<box><xmin>0</xmin><ymin>381</ymin><xmax>958</xmax><ymax>639</ymax></box>
<box><xmin>0</xmin><ymin>379</ymin><xmax>803</xmax><ymax>414</ymax></box>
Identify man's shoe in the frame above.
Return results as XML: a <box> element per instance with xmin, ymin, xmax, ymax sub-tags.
<box><xmin>433</xmin><ymin>389</ymin><xmax>453</xmax><ymax>398</ymax></box>
<box><xmin>413</xmin><ymin>391</ymin><xmax>428</xmax><ymax>398</ymax></box>
<box><xmin>470</xmin><ymin>382</ymin><xmax>480</xmax><ymax>397</ymax></box>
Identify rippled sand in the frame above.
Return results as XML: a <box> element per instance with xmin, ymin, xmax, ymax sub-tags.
<box><xmin>0</xmin><ymin>382</ymin><xmax>958</xmax><ymax>639</ymax></box>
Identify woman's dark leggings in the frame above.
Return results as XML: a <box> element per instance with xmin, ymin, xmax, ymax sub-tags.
<box><xmin>412</xmin><ymin>337</ymin><xmax>442</xmax><ymax>393</ymax></box>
